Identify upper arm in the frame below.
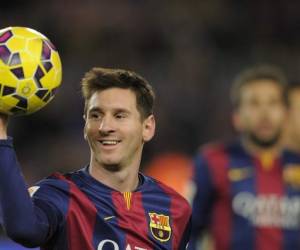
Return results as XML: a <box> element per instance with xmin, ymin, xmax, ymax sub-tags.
<box><xmin>191</xmin><ymin>154</ymin><xmax>215</xmax><ymax>226</ymax></box>
<box><xmin>189</xmin><ymin>154</ymin><xmax>215</xmax><ymax>248</ymax></box>
<box><xmin>29</xmin><ymin>180</ymin><xmax>69</xmax><ymax>243</ymax></box>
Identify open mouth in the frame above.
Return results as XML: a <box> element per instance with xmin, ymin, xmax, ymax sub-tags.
<box><xmin>98</xmin><ymin>140</ymin><xmax>121</xmax><ymax>146</ymax></box>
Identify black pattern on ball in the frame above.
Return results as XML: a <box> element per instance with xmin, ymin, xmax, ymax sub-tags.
<box><xmin>10</xmin><ymin>67</ymin><xmax>24</xmax><ymax>79</ymax></box>
<box><xmin>0</xmin><ymin>30</ymin><xmax>13</xmax><ymax>43</ymax></box>
<box><xmin>0</xmin><ymin>45</ymin><xmax>11</xmax><ymax>65</ymax></box>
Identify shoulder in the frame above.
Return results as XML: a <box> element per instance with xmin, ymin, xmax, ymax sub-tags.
<box><xmin>193</xmin><ymin>141</ymin><xmax>246</xmax><ymax>189</ymax></box>
<box><xmin>160</xmin><ymin>181</ymin><xmax>191</xmax><ymax>214</ymax></box>
<box><xmin>28</xmin><ymin>172</ymin><xmax>77</xmax><ymax>207</ymax></box>
<box><xmin>200</xmin><ymin>142</ymin><xmax>226</xmax><ymax>155</ymax></box>
<box><xmin>197</xmin><ymin>140</ymin><xmax>242</xmax><ymax>158</ymax></box>
<box><xmin>193</xmin><ymin>142</ymin><xmax>227</xmax><ymax>170</ymax></box>
<box><xmin>30</xmin><ymin>173</ymin><xmax>70</xmax><ymax>194</ymax></box>
<box><xmin>282</xmin><ymin>148</ymin><xmax>300</xmax><ymax>163</ymax></box>
<box><xmin>144</xmin><ymin>175</ymin><xmax>191</xmax><ymax>214</ymax></box>
<box><xmin>194</xmin><ymin>140</ymin><xmax>245</xmax><ymax>167</ymax></box>
<box><xmin>194</xmin><ymin>142</ymin><xmax>228</xmax><ymax>168</ymax></box>
<box><xmin>27</xmin><ymin>172</ymin><xmax>77</xmax><ymax>218</ymax></box>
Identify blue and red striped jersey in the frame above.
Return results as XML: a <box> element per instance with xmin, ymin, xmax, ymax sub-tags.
<box><xmin>0</xmin><ymin>139</ymin><xmax>191</xmax><ymax>250</ymax></box>
<box><xmin>30</xmin><ymin>168</ymin><xmax>191</xmax><ymax>250</ymax></box>
<box><xmin>189</xmin><ymin>140</ymin><xmax>300</xmax><ymax>250</ymax></box>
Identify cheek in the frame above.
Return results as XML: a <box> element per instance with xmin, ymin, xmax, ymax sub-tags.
<box><xmin>272</xmin><ymin>108</ymin><xmax>286</xmax><ymax>123</ymax></box>
<box><xmin>126</xmin><ymin>125</ymin><xmax>144</xmax><ymax>143</ymax></box>
<box><xmin>233</xmin><ymin>109</ymin><xmax>254</xmax><ymax>131</ymax></box>
<box><xmin>84</xmin><ymin>124</ymin><xmax>98</xmax><ymax>139</ymax></box>
<box><xmin>291</xmin><ymin>112</ymin><xmax>300</xmax><ymax>128</ymax></box>
<box><xmin>295</xmin><ymin>116</ymin><xmax>300</xmax><ymax>127</ymax></box>
<box><xmin>240</xmin><ymin>110</ymin><xmax>257</xmax><ymax>126</ymax></box>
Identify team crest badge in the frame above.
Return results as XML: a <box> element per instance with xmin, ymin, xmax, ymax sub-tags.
<box><xmin>149</xmin><ymin>212</ymin><xmax>171</xmax><ymax>242</ymax></box>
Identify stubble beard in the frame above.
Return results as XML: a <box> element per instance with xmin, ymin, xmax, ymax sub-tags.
<box><xmin>247</xmin><ymin>130</ymin><xmax>281</xmax><ymax>148</ymax></box>
<box><xmin>94</xmin><ymin>155</ymin><xmax>122</xmax><ymax>172</ymax></box>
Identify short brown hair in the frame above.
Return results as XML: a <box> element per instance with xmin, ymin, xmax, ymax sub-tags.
<box><xmin>230</xmin><ymin>65</ymin><xmax>288</xmax><ymax>109</ymax></box>
<box><xmin>81</xmin><ymin>67</ymin><xmax>155</xmax><ymax>119</ymax></box>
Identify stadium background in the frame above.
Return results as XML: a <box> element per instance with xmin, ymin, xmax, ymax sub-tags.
<box><xmin>1</xmin><ymin>0</ymin><xmax>300</xmax><ymax>249</ymax></box>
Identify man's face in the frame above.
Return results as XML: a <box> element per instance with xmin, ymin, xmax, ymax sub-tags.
<box><xmin>233</xmin><ymin>80</ymin><xmax>286</xmax><ymax>147</ymax></box>
<box><xmin>286</xmin><ymin>88</ymin><xmax>300</xmax><ymax>146</ymax></box>
<box><xmin>84</xmin><ymin>88</ymin><xmax>155</xmax><ymax>171</ymax></box>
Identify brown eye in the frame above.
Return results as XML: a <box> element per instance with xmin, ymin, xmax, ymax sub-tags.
<box><xmin>89</xmin><ymin>112</ymin><xmax>100</xmax><ymax>119</ymax></box>
<box><xmin>115</xmin><ymin>113</ymin><xmax>126</xmax><ymax>119</ymax></box>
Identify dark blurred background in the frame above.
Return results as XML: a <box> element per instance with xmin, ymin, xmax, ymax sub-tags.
<box><xmin>2</xmin><ymin>0</ymin><xmax>300</xmax><ymax>247</ymax></box>
<box><xmin>0</xmin><ymin>0</ymin><xmax>300</xmax><ymax>181</ymax></box>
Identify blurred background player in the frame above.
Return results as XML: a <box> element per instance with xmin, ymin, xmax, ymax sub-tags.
<box><xmin>189</xmin><ymin>65</ymin><xmax>300</xmax><ymax>250</ymax></box>
<box><xmin>0</xmin><ymin>67</ymin><xmax>191</xmax><ymax>249</ymax></box>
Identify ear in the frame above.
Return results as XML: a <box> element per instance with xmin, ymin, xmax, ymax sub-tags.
<box><xmin>232</xmin><ymin>110</ymin><xmax>242</xmax><ymax>132</ymax></box>
<box><xmin>142</xmin><ymin>114</ymin><xmax>156</xmax><ymax>142</ymax></box>
<box><xmin>83</xmin><ymin>114</ymin><xmax>87</xmax><ymax>141</ymax></box>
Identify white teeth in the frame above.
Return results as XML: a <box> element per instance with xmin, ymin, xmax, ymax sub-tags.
<box><xmin>100</xmin><ymin>140</ymin><xmax>118</xmax><ymax>145</ymax></box>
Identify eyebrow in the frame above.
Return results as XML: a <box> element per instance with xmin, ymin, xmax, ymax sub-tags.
<box><xmin>88</xmin><ymin>107</ymin><xmax>102</xmax><ymax>113</ymax></box>
<box><xmin>113</xmin><ymin>108</ymin><xmax>131</xmax><ymax>114</ymax></box>
<box><xmin>88</xmin><ymin>107</ymin><xmax>131</xmax><ymax>114</ymax></box>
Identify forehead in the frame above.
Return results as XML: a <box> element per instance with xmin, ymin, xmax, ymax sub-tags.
<box><xmin>240</xmin><ymin>79</ymin><xmax>283</xmax><ymax>98</ymax></box>
<box><xmin>87</xmin><ymin>88</ymin><xmax>138</xmax><ymax>111</ymax></box>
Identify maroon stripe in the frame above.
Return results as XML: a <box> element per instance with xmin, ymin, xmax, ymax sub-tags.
<box><xmin>111</xmin><ymin>191</ymin><xmax>153</xmax><ymax>249</ymax></box>
<box><xmin>254</xmin><ymin>158</ymin><xmax>283</xmax><ymax>250</ymax></box>
<box><xmin>54</xmin><ymin>174</ymin><xmax>97</xmax><ymax>250</ymax></box>
<box><xmin>204</xmin><ymin>146</ymin><xmax>232</xmax><ymax>250</ymax></box>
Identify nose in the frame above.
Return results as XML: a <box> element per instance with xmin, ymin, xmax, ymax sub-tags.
<box><xmin>98</xmin><ymin>116</ymin><xmax>115</xmax><ymax>134</ymax></box>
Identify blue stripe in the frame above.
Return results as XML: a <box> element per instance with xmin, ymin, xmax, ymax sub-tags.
<box><xmin>281</xmin><ymin>151</ymin><xmax>300</xmax><ymax>250</ymax></box>
<box><xmin>34</xmin><ymin>175</ymin><xmax>71</xmax><ymax>250</ymax></box>
<box><xmin>228</xmin><ymin>143</ymin><xmax>255</xmax><ymax>250</ymax></box>
<box><xmin>141</xmin><ymin>177</ymin><xmax>173</xmax><ymax>249</ymax></box>
<box><xmin>70</xmin><ymin>174</ymin><xmax>126</xmax><ymax>249</ymax></box>
<box><xmin>0</xmin><ymin>238</ymin><xmax>39</xmax><ymax>250</ymax></box>
<box><xmin>92</xmin><ymin>191</ymin><xmax>126</xmax><ymax>249</ymax></box>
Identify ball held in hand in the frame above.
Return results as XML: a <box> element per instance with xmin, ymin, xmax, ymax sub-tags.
<box><xmin>0</xmin><ymin>27</ymin><xmax>62</xmax><ymax>115</ymax></box>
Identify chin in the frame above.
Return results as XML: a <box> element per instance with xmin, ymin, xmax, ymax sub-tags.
<box><xmin>100</xmin><ymin>157</ymin><xmax>121</xmax><ymax>170</ymax></box>
<box><xmin>103</xmin><ymin>164</ymin><xmax>122</xmax><ymax>172</ymax></box>
<box><xmin>249</xmin><ymin>133</ymin><xmax>280</xmax><ymax>148</ymax></box>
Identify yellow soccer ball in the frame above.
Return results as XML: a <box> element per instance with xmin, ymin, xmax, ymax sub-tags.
<box><xmin>0</xmin><ymin>27</ymin><xmax>62</xmax><ymax>115</ymax></box>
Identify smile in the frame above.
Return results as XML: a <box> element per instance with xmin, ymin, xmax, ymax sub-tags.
<box><xmin>99</xmin><ymin>140</ymin><xmax>121</xmax><ymax>145</ymax></box>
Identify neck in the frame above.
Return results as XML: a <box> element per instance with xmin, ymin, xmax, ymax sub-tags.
<box><xmin>89</xmin><ymin>158</ymin><xmax>140</xmax><ymax>192</ymax></box>
<box><xmin>241</xmin><ymin>136</ymin><xmax>282</xmax><ymax>157</ymax></box>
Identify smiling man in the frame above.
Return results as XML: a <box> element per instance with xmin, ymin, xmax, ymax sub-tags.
<box><xmin>0</xmin><ymin>67</ymin><xmax>191</xmax><ymax>250</ymax></box>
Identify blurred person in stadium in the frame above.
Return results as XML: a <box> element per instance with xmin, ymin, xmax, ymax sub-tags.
<box><xmin>189</xmin><ymin>65</ymin><xmax>300</xmax><ymax>250</ymax></box>
<box><xmin>284</xmin><ymin>82</ymin><xmax>300</xmax><ymax>153</ymax></box>
<box><xmin>0</xmin><ymin>67</ymin><xmax>191</xmax><ymax>249</ymax></box>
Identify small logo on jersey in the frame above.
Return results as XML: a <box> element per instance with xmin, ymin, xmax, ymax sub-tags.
<box><xmin>28</xmin><ymin>186</ymin><xmax>40</xmax><ymax>197</ymax></box>
<box><xmin>228</xmin><ymin>168</ymin><xmax>252</xmax><ymax>182</ymax></box>
<box><xmin>103</xmin><ymin>215</ymin><xmax>115</xmax><ymax>221</ymax></box>
<box><xmin>149</xmin><ymin>212</ymin><xmax>171</xmax><ymax>242</ymax></box>
<box><xmin>123</xmin><ymin>191</ymin><xmax>132</xmax><ymax>210</ymax></box>
<box><xmin>283</xmin><ymin>165</ymin><xmax>300</xmax><ymax>188</ymax></box>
